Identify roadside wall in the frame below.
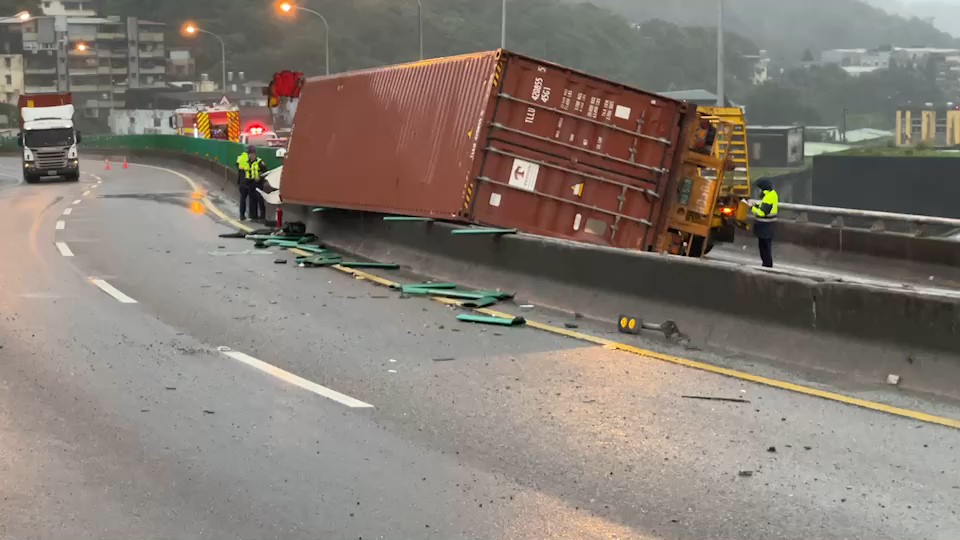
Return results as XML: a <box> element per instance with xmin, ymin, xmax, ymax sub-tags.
<box><xmin>812</xmin><ymin>155</ymin><xmax>960</xmax><ymax>218</ymax></box>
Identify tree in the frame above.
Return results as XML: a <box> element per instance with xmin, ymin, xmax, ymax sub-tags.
<box><xmin>744</xmin><ymin>82</ymin><xmax>821</xmax><ymax>125</ymax></box>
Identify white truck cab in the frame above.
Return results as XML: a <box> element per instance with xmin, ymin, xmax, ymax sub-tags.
<box><xmin>19</xmin><ymin>104</ymin><xmax>81</xmax><ymax>183</ymax></box>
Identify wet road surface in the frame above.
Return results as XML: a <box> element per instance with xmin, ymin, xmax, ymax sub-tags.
<box><xmin>1</xmin><ymin>157</ymin><xmax>958</xmax><ymax>539</ymax></box>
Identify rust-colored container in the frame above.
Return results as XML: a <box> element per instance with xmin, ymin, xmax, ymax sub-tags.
<box><xmin>283</xmin><ymin>50</ymin><xmax>720</xmax><ymax>251</ymax></box>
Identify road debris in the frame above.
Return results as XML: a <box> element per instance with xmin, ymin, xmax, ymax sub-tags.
<box><xmin>274</xmin><ymin>258</ymin><xmax>287</xmax><ymax>264</ymax></box>
<box><xmin>681</xmin><ymin>395</ymin><xmax>751</xmax><ymax>403</ymax></box>
<box><xmin>767</xmin><ymin>446</ymin><xmax>777</xmax><ymax>453</ymax></box>
<box><xmin>564</xmin><ymin>322</ymin><xmax>579</xmax><ymax>329</ymax></box>
<box><xmin>462</xmin><ymin>296</ymin><xmax>499</xmax><ymax>308</ymax></box>
<box><xmin>340</xmin><ymin>262</ymin><xmax>400</xmax><ymax>269</ymax></box>
<box><xmin>432</xmin><ymin>357</ymin><xmax>455</xmax><ymax>362</ymax></box>
<box><xmin>618</xmin><ymin>315</ymin><xmax>680</xmax><ymax>339</ymax></box>
<box><xmin>457</xmin><ymin>314</ymin><xmax>526</xmax><ymax>327</ymax></box>
<box><xmin>886</xmin><ymin>374</ymin><xmax>901</xmax><ymax>385</ymax></box>
<box><xmin>738</xmin><ymin>470</ymin><xmax>754</xmax><ymax>477</ymax></box>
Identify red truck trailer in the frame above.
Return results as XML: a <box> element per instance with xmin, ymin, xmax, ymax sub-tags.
<box><xmin>18</xmin><ymin>92</ymin><xmax>72</xmax><ymax>129</ymax></box>
<box><xmin>281</xmin><ymin>50</ymin><xmax>726</xmax><ymax>254</ymax></box>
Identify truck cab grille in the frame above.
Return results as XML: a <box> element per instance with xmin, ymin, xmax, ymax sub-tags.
<box><xmin>35</xmin><ymin>149</ymin><xmax>68</xmax><ymax>169</ymax></box>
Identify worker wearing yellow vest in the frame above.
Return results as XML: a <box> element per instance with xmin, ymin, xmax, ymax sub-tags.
<box><xmin>751</xmin><ymin>178</ymin><xmax>779</xmax><ymax>268</ymax></box>
<box><xmin>236</xmin><ymin>146</ymin><xmax>266</xmax><ymax>221</ymax></box>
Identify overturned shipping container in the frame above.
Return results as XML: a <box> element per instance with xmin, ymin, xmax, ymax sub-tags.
<box><xmin>282</xmin><ymin>50</ymin><xmax>726</xmax><ymax>253</ymax></box>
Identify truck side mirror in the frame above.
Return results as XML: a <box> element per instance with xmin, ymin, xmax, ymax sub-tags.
<box><xmin>168</xmin><ymin>116</ymin><xmax>175</xmax><ymax>129</ymax></box>
<box><xmin>16</xmin><ymin>134</ymin><xmax>22</xmax><ymax>147</ymax></box>
<box><xmin>76</xmin><ymin>131</ymin><xmax>82</xmax><ymax>144</ymax></box>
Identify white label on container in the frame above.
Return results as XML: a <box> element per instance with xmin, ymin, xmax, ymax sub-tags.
<box><xmin>489</xmin><ymin>192</ymin><xmax>502</xmax><ymax>207</ymax></box>
<box><xmin>573</xmin><ymin>213</ymin><xmax>582</xmax><ymax>231</ymax></box>
<box><xmin>509</xmin><ymin>158</ymin><xmax>539</xmax><ymax>192</ymax></box>
<box><xmin>615</xmin><ymin>105</ymin><xmax>632</xmax><ymax>120</ymax></box>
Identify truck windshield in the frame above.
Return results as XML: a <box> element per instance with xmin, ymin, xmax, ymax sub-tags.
<box><xmin>24</xmin><ymin>128</ymin><xmax>75</xmax><ymax>148</ymax></box>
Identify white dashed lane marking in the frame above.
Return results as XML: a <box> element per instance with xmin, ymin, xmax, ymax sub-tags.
<box><xmin>220</xmin><ymin>349</ymin><xmax>374</xmax><ymax>409</ymax></box>
<box><xmin>55</xmin><ymin>242</ymin><xmax>74</xmax><ymax>257</ymax></box>
<box><xmin>90</xmin><ymin>279</ymin><xmax>137</xmax><ymax>304</ymax></box>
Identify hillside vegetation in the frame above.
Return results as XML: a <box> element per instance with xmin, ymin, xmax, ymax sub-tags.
<box><xmin>582</xmin><ymin>0</ymin><xmax>955</xmax><ymax>60</ymax></box>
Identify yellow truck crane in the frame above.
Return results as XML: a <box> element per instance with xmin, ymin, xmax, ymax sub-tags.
<box><xmin>699</xmin><ymin>106</ymin><xmax>752</xmax><ymax>243</ymax></box>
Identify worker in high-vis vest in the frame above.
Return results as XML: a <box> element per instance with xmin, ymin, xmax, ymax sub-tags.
<box><xmin>237</xmin><ymin>146</ymin><xmax>262</xmax><ymax>221</ymax></box>
<box><xmin>751</xmin><ymin>178</ymin><xmax>779</xmax><ymax>268</ymax></box>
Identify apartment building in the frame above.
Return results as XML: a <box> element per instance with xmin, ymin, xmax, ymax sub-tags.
<box><xmin>0</xmin><ymin>0</ymin><xmax>168</xmax><ymax>117</ymax></box>
<box><xmin>0</xmin><ymin>54</ymin><xmax>23</xmax><ymax>104</ymax></box>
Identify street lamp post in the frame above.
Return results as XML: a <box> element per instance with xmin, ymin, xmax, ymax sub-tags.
<box><xmin>716</xmin><ymin>0</ymin><xmax>725</xmax><ymax>106</ymax></box>
<box><xmin>184</xmin><ymin>24</ymin><xmax>227</xmax><ymax>93</ymax></box>
<box><xmin>278</xmin><ymin>2</ymin><xmax>330</xmax><ymax>76</ymax></box>
<box><xmin>501</xmin><ymin>0</ymin><xmax>506</xmax><ymax>49</ymax></box>
<box><xmin>417</xmin><ymin>0</ymin><xmax>423</xmax><ymax>60</ymax></box>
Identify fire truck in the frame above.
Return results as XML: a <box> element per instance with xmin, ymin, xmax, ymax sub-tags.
<box><xmin>170</xmin><ymin>103</ymin><xmax>241</xmax><ymax>142</ymax></box>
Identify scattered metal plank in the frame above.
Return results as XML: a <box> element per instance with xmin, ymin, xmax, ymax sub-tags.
<box><xmin>457</xmin><ymin>314</ymin><xmax>526</xmax><ymax>326</ymax></box>
<box><xmin>402</xmin><ymin>287</ymin><xmax>489</xmax><ymax>300</ymax></box>
<box><xmin>383</xmin><ymin>216</ymin><xmax>435</xmax><ymax>222</ymax></box>
<box><xmin>462</xmin><ymin>296</ymin><xmax>499</xmax><ymax>308</ymax></box>
<box><xmin>395</xmin><ymin>282</ymin><xmax>458</xmax><ymax>290</ymax></box>
<box><xmin>450</xmin><ymin>228</ymin><xmax>518</xmax><ymax>236</ymax></box>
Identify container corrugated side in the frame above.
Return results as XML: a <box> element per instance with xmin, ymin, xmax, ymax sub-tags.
<box><xmin>467</xmin><ymin>52</ymin><xmax>691</xmax><ymax>250</ymax></box>
<box><xmin>281</xmin><ymin>52</ymin><xmax>499</xmax><ymax>218</ymax></box>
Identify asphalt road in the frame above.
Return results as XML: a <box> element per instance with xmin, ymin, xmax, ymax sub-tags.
<box><xmin>1</xmin><ymin>156</ymin><xmax>959</xmax><ymax>540</ymax></box>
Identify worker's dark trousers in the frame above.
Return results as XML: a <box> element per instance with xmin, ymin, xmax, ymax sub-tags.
<box><xmin>238</xmin><ymin>185</ymin><xmax>253</xmax><ymax>220</ymax></box>
<box><xmin>252</xmin><ymin>190</ymin><xmax>266</xmax><ymax>220</ymax></box>
<box><xmin>758</xmin><ymin>238</ymin><xmax>774</xmax><ymax>268</ymax></box>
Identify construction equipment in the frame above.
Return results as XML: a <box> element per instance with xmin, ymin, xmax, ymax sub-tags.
<box><xmin>699</xmin><ymin>106</ymin><xmax>752</xmax><ymax>242</ymax></box>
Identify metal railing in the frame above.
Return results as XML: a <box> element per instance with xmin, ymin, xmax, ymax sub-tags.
<box><xmin>756</xmin><ymin>200</ymin><xmax>960</xmax><ymax>239</ymax></box>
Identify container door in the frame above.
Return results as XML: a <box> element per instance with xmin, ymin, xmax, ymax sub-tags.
<box><xmin>469</xmin><ymin>53</ymin><xmax>687</xmax><ymax>250</ymax></box>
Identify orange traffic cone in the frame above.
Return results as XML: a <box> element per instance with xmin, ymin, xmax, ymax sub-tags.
<box><xmin>122</xmin><ymin>157</ymin><xmax>129</xmax><ymax>169</ymax></box>
<box><xmin>104</xmin><ymin>158</ymin><xmax>111</xmax><ymax>171</ymax></box>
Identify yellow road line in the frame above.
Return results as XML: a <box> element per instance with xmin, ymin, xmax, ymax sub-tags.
<box><xmin>151</xmin><ymin>162</ymin><xmax>960</xmax><ymax>430</ymax></box>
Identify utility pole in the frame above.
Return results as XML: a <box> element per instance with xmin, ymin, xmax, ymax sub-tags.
<box><xmin>501</xmin><ymin>0</ymin><xmax>506</xmax><ymax>49</ymax></box>
<box><xmin>716</xmin><ymin>0</ymin><xmax>725</xmax><ymax>107</ymax></box>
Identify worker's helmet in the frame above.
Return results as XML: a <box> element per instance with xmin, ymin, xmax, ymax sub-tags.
<box><xmin>247</xmin><ymin>145</ymin><xmax>256</xmax><ymax>153</ymax></box>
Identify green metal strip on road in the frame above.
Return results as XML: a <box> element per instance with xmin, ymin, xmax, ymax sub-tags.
<box><xmin>451</xmin><ymin>228</ymin><xmax>518</xmax><ymax>236</ymax></box>
<box><xmin>474</xmin><ymin>290</ymin><xmax>515</xmax><ymax>300</ymax></box>
<box><xmin>401</xmin><ymin>287</ymin><xmax>489</xmax><ymax>300</ymax></box>
<box><xmin>383</xmin><ymin>216</ymin><xmax>434</xmax><ymax>222</ymax></box>
<box><xmin>462</xmin><ymin>296</ymin><xmax>499</xmax><ymax>308</ymax></box>
<box><xmin>457</xmin><ymin>314</ymin><xmax>526</xmax><ymax>326</ymax></box>
<box><xmin>397</xmin><ymin>282</ymin><xmax>458</xmax><ymax>290</ymax></box>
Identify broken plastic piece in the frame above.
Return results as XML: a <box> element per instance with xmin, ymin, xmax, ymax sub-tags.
<box><xmin>457</xmin><ymin>314</ymin><xmax>526</xmax><ymax>326</ymax></box>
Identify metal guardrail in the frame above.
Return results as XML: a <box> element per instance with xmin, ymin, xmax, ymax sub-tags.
<box><xmin>753</xmin><ymin>200</ymin><xmax>960</xmax><ymax>238</ymax></box>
